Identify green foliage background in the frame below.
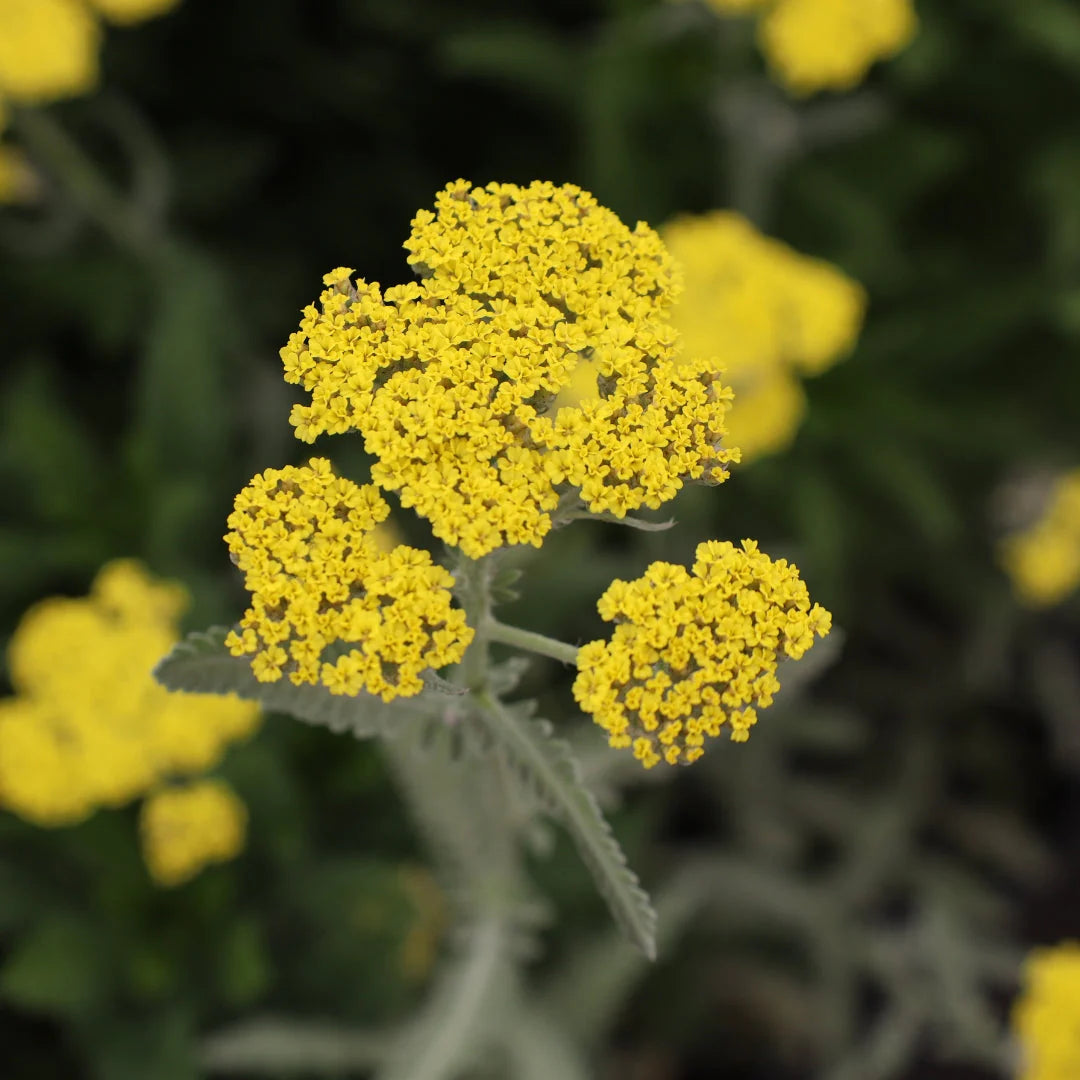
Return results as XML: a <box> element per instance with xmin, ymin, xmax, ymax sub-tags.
<box><xmin>2</xmin><ymin>0</ymin><xmax>1080</xmax><ymax>1077</ymax></box>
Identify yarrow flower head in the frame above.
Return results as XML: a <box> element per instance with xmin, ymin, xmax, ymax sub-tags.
<box><xmin>139</xmin><ymin>779</ymin><xmax>248</xmax><ymax>887</ymax></box>
<box><xmin>0</xmin><ymin>560</ymin><xmax>259</xmax><ymax>827</ymax></box>
<box><xmin>1000</xmin><ymin>468</ymin><xmax>1080</xmax><ymax>607</ymax></box>
<box><xmin>573</xmin><ymin>539</ymin><xmax>831</xmax><ymax>768</ymax></box>
<box><xmin>281</xmin><ymin>180</ymin><xmax>738</xmax><ymax>558</ymax></box>
<box><xmin>1012</xmin><ymin>942</ymin><xmax>1080</xmax><ymax>1080</ymax></box>
<box><xmin>224</xmin><ymin>459</ymin><xmax>474</xmax><ymax>701</ymax></box>
<box><xmin>662</xmin><ymin>210</ymin><xmax>866</xmax><ymax>460</ymax></box>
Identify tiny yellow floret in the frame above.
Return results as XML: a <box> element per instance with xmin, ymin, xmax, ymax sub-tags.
<box><xmin>281</xmin><ymin>181</ymin><xmax>738</xmax><ymax>557</ymax></box>
<box><xmin>573</xmin><ymin>540</ymin><xmax>831</xmax><ymax>768</ymax></box>
<box><xmin>1001</xmin><ymin>469</ymin><xmax>1080</xmax><ymax>607</ymax></box>
<box><xmin>225</xmin><ymin>459</ymin><xmax>474</xmax><ymax>700</ymax></box>
<box><xmin>1012</xmin><ymin>942</ymin><xmax>1080</xmax><ymax>1080</ymax></box>
<box><xmin>140</xmin><ymin>779</ymin><xmax>247</xmax><ymax>887</ymax></box>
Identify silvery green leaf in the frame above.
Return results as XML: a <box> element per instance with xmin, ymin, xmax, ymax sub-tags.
<box><xmin>473</xmin><ymin>695</ymin><xmax>658</xmax><ymax>960</ymax></box>
<box><xmin>153</xmin><ymin>627</ymin><xmax>441</xmax><ymax>739</ymax></box>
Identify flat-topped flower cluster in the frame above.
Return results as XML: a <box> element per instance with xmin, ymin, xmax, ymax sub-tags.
<box><xmin>281</xmin><ymin>180</ymin><xmax>738</xmax><ymax>558</ymax></box>
<box><xmin>225</xmin><ymin>459</ymin><xmax>473</xmax><ymax>700</ymax></box>
<box><xmin>574</xmin><ymin>540</ymin><xmax>831</xmax><ymax>767</ymax></box>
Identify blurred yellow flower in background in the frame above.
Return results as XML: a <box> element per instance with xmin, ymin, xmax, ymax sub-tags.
<box><xmin>0</xmin><ymin>0</ymin><xmax>179</xmax><ymax>104</ymax></box>
<box><xmin>0</xmin><ymin>560</ymin><xmax>258</xmax><ymax>883</ymax></box>
<box><xmin>0</xmin><ymin>0</ymin><xmax>99</xmax><ymax>103</ymax></box>
<box><xmin>0</xmin><ymin>0</ymin><xmax>181</xmax><ymax>203</ymax></box>
<box><xmin>661</xmin><ymin>210</ymin><xmax>865</xmax><ymax>460</ymax></box>
<box><xmin>140</xmin><ymin>780</ymin><xmax>247</xmax><ymax>887</ymax></box>
<box><xmin>690</xmin><ymin>0</ymin><xmax>917</xmax><ymax>94</ymax></box>
<box><xmin>760</xmin><ymin>0</ymin><xmax>917</xmax><ymax>94</ymax></box>
<box><xmin>1001</xmin><ymin>469</ymin><xmax>1080</xmax><ymax>607</ymax></box>
<box><xmin>1012</xmin><ymin>942</ymin><xmax>1080</xmax><ymax>1080</ymax></box>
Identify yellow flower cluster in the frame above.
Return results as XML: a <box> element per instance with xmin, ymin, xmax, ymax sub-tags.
<box><xmin>0</xmin><ymin>0</ymin><xmax>179</xmax><ymax>102</ymax></box>
<box><xmin>573</xmin><ymin>539</ymin><xmax>831</xmax><ymax>768</ymax></box>
<box><xmin>1001</xmin><ymin>469</ymin><xmax>1080</xmax><ymax>607</ymax></box>
<box><xmin>1012</xmin><ymin>942</ymin><xmax>1080</xmax><ymax>1080</ymax></box>
<box><xmin>661</xmin><ymin>211</ymin><xmax>865</xmax><ymax>460</ymax></box>
<box><xmin>0</xmin><ymin>0</ymin><xmax>180</xmax><ymax>203</ymax></box>
<box><xmin>224</xmin><ymin>459</ymin><xmax>474</xmax><ymax>700</ymax></box>
<box><xmin>0</xmin><ymin>560</ymin><xmax>259</xmax><ymax>827</ymax></box>
<box><xmin>281</xmin><ymin>180</ymin><xmax>738</xmax><ymax>558</ymax></box>
<box><xmin>139</xmin><ymin>779</ymin><xmax>248</xmax><ymax>887</ymax></box>
<box><xmin>691</xmin><ymin>0</ymin><xmax>917</xmax><ymax>94</ymax></box>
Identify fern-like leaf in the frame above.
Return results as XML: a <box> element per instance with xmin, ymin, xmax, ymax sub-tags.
<box><xmin>153</xmin><ymin>627</ymin><xmax>441</xmax><ymax>739</ymax></box>
<box><xmin>473</xmin><ymin>694</ymin><xmax>658</xmax><ymax>959</ymax></box>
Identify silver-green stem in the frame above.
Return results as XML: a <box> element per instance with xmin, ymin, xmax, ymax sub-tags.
<box><xmin>483</xmin><ymin>617</ymin><xmax>580</xmax><ymax>667</ymax></box>
<box><xmin>454</xmin><ymin>555</ymin><xmax>493</xmax><ymax>692</ymax></box>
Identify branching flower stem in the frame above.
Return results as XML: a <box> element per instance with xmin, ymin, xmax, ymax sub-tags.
<box><xmin>483</xmin><ymin>617</ymin><xmax>580</xmax><ymax>667</ymax></box>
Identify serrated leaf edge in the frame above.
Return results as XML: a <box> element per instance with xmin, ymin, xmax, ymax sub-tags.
<box><xmin>473</xmin><ymin>693</ymin><xmax>657</xmax><ymax>959</ymax></box>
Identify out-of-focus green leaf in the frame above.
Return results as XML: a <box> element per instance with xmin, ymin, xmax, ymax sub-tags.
<box><xmin>1005</xmin><ymin>0</ymin><xmax>1080</xmax><ymax>72</ymax></box>
<box><xmin>0</xmin><ymin>361</ymin><xmax>106</xmax><ymax>524</ymax></box>
<box><xmin>216</xmin><ymin>917</ymin><xmax>273</xmax><ymax>1008</ymax></box>
<box><xmin>0</xmin><ymin>916</ymin><xmax>111</xmax><ymax>1017</ymax></box>
<box><xmin>86</xmin><ymin>1012</ymin><xmax>199</xmax><ymax>1080</ymax></box>
<box><xmin>131</xmin><ymin>244</ymin><xmax>232</xmax><ymax>477</ymax></box>
<box><xmin>440</xmin><ymin>26</ymin><xmax>580</xmax><ymax>104</ymax></box>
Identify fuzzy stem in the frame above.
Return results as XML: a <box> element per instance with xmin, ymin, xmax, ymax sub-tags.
<box><xmin>484</xmin><ymin>618</ymin><xmax>580</xmax><ymax>667</ymax></box>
